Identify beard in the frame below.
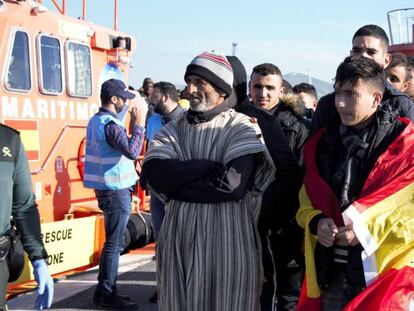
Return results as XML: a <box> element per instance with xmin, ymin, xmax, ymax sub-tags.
<box><xmin>115</xmin><ymin>103</ymin><xmax>125</xmax><ymax>114</ymax></box>
<box><xmin>189</xmin><ymin>93</ymin><xmax>215</xmax><ymax>112</ymax></box>
<box><xmin>153</xmin><ymin>100</ymin><xmax>167</xmax><ymax>115</ymax></box>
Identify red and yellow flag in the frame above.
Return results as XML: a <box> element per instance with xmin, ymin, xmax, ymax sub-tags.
<box><xmin>3</xmin><ymin>119</ymin><xmax>40</xmax><ymax>161</ymax></box>
<box><xmin>297</xmin><ymin>118</ymin><xmax>414</xmax><ymax>311</ymax></box>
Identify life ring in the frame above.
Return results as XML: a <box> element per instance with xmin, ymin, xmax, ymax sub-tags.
<box><xmin>77</xmin><ymin>137</ymin><xmax>86</xmax><ymax>180</ymax></box>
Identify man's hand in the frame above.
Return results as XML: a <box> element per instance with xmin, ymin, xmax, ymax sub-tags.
<box><xmin>32</xmin><ymin>259</ymin><xmax>54</xmax><ymax>310</ymax></box>
<box><xmin>317</xmin><ymin>218</ymin><xmax>338</xmax><ymax>247</ymax></box>
<box><xmin>336</xmin><ymin>224</ymin><xmax>359</xmax><ymax>246</ymax></box>
<box><xmin>130</xmin><ymin>106</ymin><xmax>148</xmax><ymax>127</ymax></box>
<box><xmin>129</xmin><ymin>91</ymin><xmax>148</xmax><ymax>127</ymax></box>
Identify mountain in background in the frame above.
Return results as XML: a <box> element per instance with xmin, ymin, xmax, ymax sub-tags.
<box><xmin>175</xmin><ymin>84</ymin><xmax>187</xmax><ymax>92</ymax></box>
<box><xmin>284</xmin><ymin>72</ymin><xmax>333</xmax><ymax>98</ymax></box>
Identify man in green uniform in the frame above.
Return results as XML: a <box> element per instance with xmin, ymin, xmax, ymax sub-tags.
<box><xmin>0</xmin><ymin>124</ymin><xmax>53</xmax><ymax>310</ymax></box>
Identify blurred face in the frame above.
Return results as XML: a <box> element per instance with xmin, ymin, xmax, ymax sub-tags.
<box><xmin>387</xmin><ymin>65</ymin><xmax>410</xmax><ymax>92</ymax></box>
<box><xmin>186</xmin><ymin>75</ymin><xmax>225</xmax><ymax>112</ymax></box>
<box><xmin>298</xmin><ymin>92</ymin><xmax>317</xmax><ymax>111</ymax></box>
<box><xmin>350</xmin><ymin>36</ymin><xmax>391</xmax><ymax>69</ymax></box>
<box><xmin>335</xmin><ymin>79</ymin><xmax>382</xmax><ymax>129</ymax></box>
<box><xmin>149</xmin><ymin>87</ymin><xmax>167</xmax><ymax>114</ymax></box>
<box><xmin>249</xmin><ymin>73</ymin><xmax>284</xmax><ymax>111</ymax></box>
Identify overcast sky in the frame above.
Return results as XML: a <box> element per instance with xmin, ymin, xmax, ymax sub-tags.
<box><xmin>45</xmin><ymin>1</ymin><xmax>414</xmax><ymax>87</ymax></box>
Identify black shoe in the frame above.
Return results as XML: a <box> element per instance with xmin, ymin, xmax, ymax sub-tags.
<box><xmin>97</xmin><ymin>294</ymin><xmax>139</xmax><ymax>310</ymax></box>
<box><xmin>94</xmin><ymin>292</ymin><xmax>131</xmax><ymax>305</ymax></box>
<box><xmin>149</xmin><ymin>290</ymin><xmax>158</xmax><ymax>303</ymax></box>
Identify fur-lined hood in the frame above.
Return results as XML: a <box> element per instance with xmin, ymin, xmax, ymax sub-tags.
<box><xmin>279</xmin><ymin>92</ymin><xmax>307</xmax><ymax>117</ymax></box>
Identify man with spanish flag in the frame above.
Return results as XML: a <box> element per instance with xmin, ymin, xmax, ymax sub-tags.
<box><xmin>296</xmin><ymin>56</ymin><xmax>414</xmax><ymax>311</ymax></box>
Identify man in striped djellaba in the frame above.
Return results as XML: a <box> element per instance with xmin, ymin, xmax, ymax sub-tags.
<box><xmin>143</xmin><ymin>51</ymin><xmax>275</xmax><ymax>311</ymax></box>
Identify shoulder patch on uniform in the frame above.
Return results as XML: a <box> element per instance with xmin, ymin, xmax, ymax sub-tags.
<box><xmin>0</xmin><ymin>124</ymin><xmax>20</xmax><ymax>162</ymax></box>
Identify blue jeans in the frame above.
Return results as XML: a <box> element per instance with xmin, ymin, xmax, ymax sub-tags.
<box><xmin>95</xmin><ymin>189</ymin><xmax>132</xmax><ymax>295</ymax></box>
<box><xmin>150</xmin><ymin>193</ymin><xmax>165</xmax><ymax>242</ymax></box>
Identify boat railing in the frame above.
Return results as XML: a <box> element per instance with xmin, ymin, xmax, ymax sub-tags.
<box><xmin>387</xmin><ymin>8</ymin><xmax>414</xmax><ymax>45</ymax></box>
<box><xmin>36</xmin><ymin>0</ymin><xmax>120</xmax><ymax>30</ymax></box>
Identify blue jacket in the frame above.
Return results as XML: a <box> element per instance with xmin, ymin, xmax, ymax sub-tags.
<box><xmin>145</xmin><ymin>113</ymin><xmax>163</xmax><ymax>142</ymax></box>
<box><xmin>84</xmin><ymin>113</ymin><xmax>138</xmax><ymax>190</ymax></box>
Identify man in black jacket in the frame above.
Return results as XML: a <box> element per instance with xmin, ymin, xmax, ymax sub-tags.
<box><xmin>310</xmin><ymin>24</ymin><xmax>414</xmax><ymax>136</ymax></box>
<box><xmin>227</xmin><ymin>56</ymin><xmax>301</xmax><ymax>311</ymax></box>
<box><xmin>247</xmin><ymin>62</ymin><xmax>307</xmax><ymax>310</ymax></box>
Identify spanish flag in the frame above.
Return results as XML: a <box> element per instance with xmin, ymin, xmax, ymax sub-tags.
<box><xmin>3</xmin><ymin>119</ymin><xmax>40</xmax><ymax>161</ymax></box>
<box><xmin>296</xmin><ymin>118</ymin><xmax>414</xmax><ymax>311</ymax></box>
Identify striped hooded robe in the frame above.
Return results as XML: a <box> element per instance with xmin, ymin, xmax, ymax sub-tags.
<box><xmin>144</xmin><ymin>108</ymin><xmax>275</xmax><ymax>311</ymax></box>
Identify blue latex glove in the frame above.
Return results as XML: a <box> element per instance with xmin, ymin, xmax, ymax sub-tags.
<box><xmin>31</xmin><ymin>259</ymin><xmax>54</xmax><ymax>310</ymax></box>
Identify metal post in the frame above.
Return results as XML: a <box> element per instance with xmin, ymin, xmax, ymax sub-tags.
<box><xmin>82</xmin><ymin>0</ymin><xmax>86</xmax><ymax>20</ymax></box>
<box><xmin>114</xmin><ymin>0</ymin><xmax>118</xmax><ymax>31</ymax></box>
<box><xmin>398</xmin><ymin>10</ymin><xmax>402</xmax><ymax>44</ymax></box>
<box><xmin>387</xmin><ymin>11</ymin><xmax>394</xmax><ymax>45</ymax></box>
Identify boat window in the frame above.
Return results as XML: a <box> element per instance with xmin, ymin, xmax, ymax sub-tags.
<box><xmin>5</xmin><ymin>31</ymin><xmax>31</xmax><ymax>92</ymax></box>
<box><xmin>38</xmin><ymin>35</ymin><xmax>63</xmax><ymax>95</ymax></box>
<box><xmin>66</xmin><ymin>42</ymin><xmax>92</xmax><ymax>97</ymax></box>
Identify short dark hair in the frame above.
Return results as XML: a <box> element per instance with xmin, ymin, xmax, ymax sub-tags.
<box><xmin>407</xmin><ymin>56</ymin><xmax>414</xmax><ymax>67</ymax></box>
<box><xmin>251</xmin><ymin>63</ymin><xmax>282</xmax><ymax>78</ymax></box>
<box><xmin>293</xmin><ymin>82</ymin><xmax>318</xmax><ymax>99</ymax></box>
<box><xmin>281</xmin><ymin>79</ymin><xmax>293</xmax><ymax>96</ymax></box>
<box><xmin>153</xmin><ymin>81</ymin><xmax>179</xmax><ymax>102</ymax></box>
<box><xmin>353</xmin><ymin>24</ymin><xmax>389</xmax><ymax>49</ymax></box>
<box><xmin>335</xmin><ymin>56</ymin><xmax>385</xmax><ymax>93</ymax></box>
<box><xmin>142</xmin><ymin>77</ymin><xmax>153</xmax><ymax>87</ymax></box>
<box><xmin>387</xmin><ymin>52</ymin><xmax>412</xmax><ymax>82</ymax></box>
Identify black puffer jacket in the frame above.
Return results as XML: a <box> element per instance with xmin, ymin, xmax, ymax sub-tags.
<box><xmin>227</xmin><ymin>56</ymin><xmax>302</xmax><ymax>255</ymax></box>
<box><xmin>237</xmin><ymin>105</ymin><xmax>301</xmax><ymax>225</ymax></box>
<box><xmin>271</xmin><ymin>95</ymin><xmax>309</xmax><ymax>167</ymax></box>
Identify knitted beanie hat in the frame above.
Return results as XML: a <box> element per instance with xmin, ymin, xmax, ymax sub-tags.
<box><xmin>184</xmin><ymin>52</ymin><xmax>233</xmax><ymax>97</ymax></box>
